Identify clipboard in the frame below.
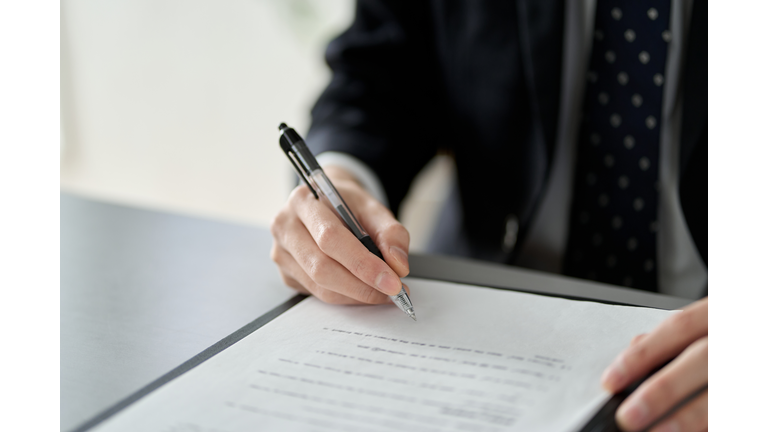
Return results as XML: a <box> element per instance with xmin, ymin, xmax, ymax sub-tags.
<box><xmin>70</xmin><ymin>267</ymin><xmax>684</xmax><ymax>432</ymax></box>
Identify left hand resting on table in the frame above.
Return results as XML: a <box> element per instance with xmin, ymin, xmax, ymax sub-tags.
<box><xmin>602</xmin><ymin>297</ymin><xmax>708</xmax><ymax>432</ymax></box>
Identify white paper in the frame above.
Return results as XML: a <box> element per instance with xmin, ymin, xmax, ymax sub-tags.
<box><xmin>93</xmin><ymin>278</ymin><xmax>675</xmax><ymax>432</ymax></box>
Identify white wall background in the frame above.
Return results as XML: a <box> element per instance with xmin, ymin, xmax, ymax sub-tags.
<box><xmin>60</xmin><ymin>0</ymin><xmax>453</xmax><ymax>250</ymax></box>
<box><xmin>61</xmin><ymin>0</ymin><xmax>355</xmax><ymax>224</ymax></box>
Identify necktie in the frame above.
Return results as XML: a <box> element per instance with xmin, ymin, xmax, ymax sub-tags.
<box><xmin>563</xmin><ymin>1</ymin><xmax>671</xmax><ymax>291</ymax></box>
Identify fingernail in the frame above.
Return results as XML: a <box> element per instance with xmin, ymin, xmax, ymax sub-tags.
<box><xmin>652</xmin><ymin>421</ymin><xmax>680</xmax><ymax>432</ymax></box>
<box><xmin>389</xmin><ymin>246</ymin><xmax>409</xmax><ymax>271</ymax></box>
<box><xmin>375</xmin><ymin>272</ymin><xmax>402</xmax><ymax>295</ymax></box>
<box><xmin>601</xmin><ymin>356</ymin><xmax>627</xmax><ymax>391</ymax></box>
<box><xmin>616</xmin><ymin>397</ymin><xmax>649</xmax><ymax>430</ymax></box>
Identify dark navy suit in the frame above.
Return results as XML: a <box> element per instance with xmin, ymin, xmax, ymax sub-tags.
<box><xmin>306</xmin><ymin>0</ymin><xmax>707</xmax><ymax>272</ymax></box>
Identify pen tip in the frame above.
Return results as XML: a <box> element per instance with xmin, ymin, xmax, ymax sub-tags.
<box><xmin>408</xmin><ymin>311</ymin><xmax>417</xmax><ymax>321</ymax></box>
<box><xmin>278</xmin><ymin>123</ymin><xmax>288</xmax><ymax>131</ymax></box>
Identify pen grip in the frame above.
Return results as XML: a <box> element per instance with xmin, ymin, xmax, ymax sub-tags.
<box><xmin>312</xmin><ymin>173</ymin><xmax>385</xmax><ymax>263</ymax></box>
<box><xmin>277</xmin><ymin>125</ymin><xmax>389</xmax><ymax>268</ymax></box>
<box><xmin>309</xmin><ymin>169</ymin><xmax>373</xmax><ymax>241</ymax></box>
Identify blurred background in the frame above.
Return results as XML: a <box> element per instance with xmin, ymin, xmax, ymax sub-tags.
<box><xmin>60</xmin><ymin>0</ymin><xmax>454</xmax><ymax>252</ymax></box>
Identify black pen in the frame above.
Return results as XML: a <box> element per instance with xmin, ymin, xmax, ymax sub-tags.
<box><xmin>278</xmin><ymin>123</ymin><xmax>416</xmax><ymax>321</ymax></box>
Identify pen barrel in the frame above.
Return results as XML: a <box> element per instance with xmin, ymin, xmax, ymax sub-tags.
<box><xmin>279</xmin><ymin>123</ymin><xmax>415</xmax><ymax>320</ymax></box>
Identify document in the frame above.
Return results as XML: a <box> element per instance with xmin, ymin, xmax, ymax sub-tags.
<box><xmin>93</xmin><ymin>278</ymin><xmax>676</xmax><ymax>432</ymax></box>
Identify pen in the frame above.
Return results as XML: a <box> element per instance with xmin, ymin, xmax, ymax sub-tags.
<box><xmin>278</xmin><ymin>123</ymin><xmax>416</xmax><ymax>321</ymax></box>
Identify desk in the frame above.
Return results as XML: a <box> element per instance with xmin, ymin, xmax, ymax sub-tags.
<box><xmin>61</xmin><ymin>192</ymin><xmax>692</xmax><ymax>431</ymax></box>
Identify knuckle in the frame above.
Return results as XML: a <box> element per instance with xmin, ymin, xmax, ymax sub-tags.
<box><xmin>669</xmin><ymin>309</ymin><xmax>696</xmax><ymax>333</ymax></box>
<box><xmin>306</xmin><ymin>258</ymin><xmax>322</xmax><ymax>280</ymax></box>
<box><xmin>627</xmin><ymin>343</ymin><xmax>650</xmax><ymax>367</ymax></box>
<box><xmin>269</xmin><ymin>210</ymin><xmax>287</xmax><ymax>237</ymax></box>
<box><xmin>269</xmin><ymin>245</ymin><xmax>280</xmax><ymax>263</ymax></box>
<box><xmin>362</xmin><ymin>197</ymin><xmax>386</xmax><ymax>213</ymax></box>
<box><xmin>630</xmin><ymin>334</ymin><xmax>646</xmax><ymax>346</ymax></box>
<box><xmin>688</xmin><ymin>337</ymin><xmax>708</xmax><ymax>358</ymax></box>
<box><xmin>288</xmin><ymin>184</ymin><xmax>311</xmax><ymax>203</ymax></box>
<box><xmin>315</xmin><ymin>224</ymin><xmax>342</xmax><ymax>253</ymax></box>
<box><xmin>307</xmin><ymin>256</ymin><xmax>332</xmax><ymax>283</ymax></box>
<box><xmin>270</xmin><ymin>209</ymin><xmax>300</xmax><ymax>246</ymax></box>
<box><xmin>653</xmin><ymin>375</ymin><xmax>674</xmax><ymax>396</ymax></box>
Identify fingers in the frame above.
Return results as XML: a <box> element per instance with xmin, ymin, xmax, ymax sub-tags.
<box><xmin>271</xmin><ymin>182</ymin><xmax>403</xmax><ymax>304</ymax></box>
<box><xmin>616</xmin><ymin>337</ymin><xmax>708</xmax><ymax>431</ymax></box>
<box><xmin>649</xmin><ymin>390</ymin><xmax>708</xmax><ymax>432</ymax></box>
<box><xmin>322</xmin><ymin>168</ymin><xmax>411</xmax><ymax>277</ymax></box>
<box><xmin>271</xmin><ymin>241</ymin><xmax>390</xmax><ymax>304</ymax></box>
<box><xmin>603</xmin><ymin>298</ymin><xmax>708</xmax><ymax>393</ymax></box>
<box><xmin>271</xmin><ymin>204</ymin><xmax>390</xmax><ymax>304</ymax></box>
<box><xmin>355</xmin><ymin>198</ymin><xmax>411</xmax><ymax>277</ymax></box>
<box><xmin>290</xmin><ymin>185</ymin><xmax>403</xmax><ymax>296</ymax></box>
<box><xmin>630</xmin><ymin>333</ymin><xmax>647</xmax><ymax>346</ymax></box>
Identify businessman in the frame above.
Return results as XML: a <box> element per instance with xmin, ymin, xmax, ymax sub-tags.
<box><xmin>270</xmin><ymin>1</ymin><xmax>707</xmax><ymax>431</ymax></box>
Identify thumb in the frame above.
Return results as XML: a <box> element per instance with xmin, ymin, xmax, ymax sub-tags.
<box><xmin>357</xmin><ymin>201</ymin><xmax>410</xmax><ymax>278</ymax></box>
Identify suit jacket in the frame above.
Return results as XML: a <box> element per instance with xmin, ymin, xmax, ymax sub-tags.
<box><xmin>306</xmin><ymin>0</ymin><xmax>707</xmax><ymax>269</ymax></box>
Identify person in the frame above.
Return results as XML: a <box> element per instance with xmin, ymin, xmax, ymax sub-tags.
<box><xmin>270</xmin><ymin>1</ymin><xmax>707</xmax><ymax>431</ymax></box>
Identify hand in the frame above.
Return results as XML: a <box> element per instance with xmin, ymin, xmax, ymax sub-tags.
<box><xmin>602</xmin><ymin>298</ymin><xmax>708</xmax><ymax>432</ymax></box>
<box><xmin>270</xmin><ymin>166</ymin><xmax>410</xmax><ymax>304</ymax></box>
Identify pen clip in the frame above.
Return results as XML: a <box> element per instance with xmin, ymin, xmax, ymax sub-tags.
<box><xmin>282</xmin><ymin>146</ymin><xmax>319</xmax><ymax>200</ymax></box>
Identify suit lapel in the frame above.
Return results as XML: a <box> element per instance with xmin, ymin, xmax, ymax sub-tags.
<box><xmin>515</xmin><ymin>0</ymin><xmax>565</xmax><ymax>161</ymax></box>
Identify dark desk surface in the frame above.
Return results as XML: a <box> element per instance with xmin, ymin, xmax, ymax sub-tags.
<box><xmin>60</xmin><ymin>193</ymin><xmax>296</xmax><ymax>431</ymax></box>
<box><xmin>61</xmin><ymin>192</ymin><xmax>692</xmax><ymax>431</ymax></box>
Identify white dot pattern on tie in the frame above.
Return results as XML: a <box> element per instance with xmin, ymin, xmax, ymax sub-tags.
<box><xmin>564</xmin><ymin>0</ymin><xmax>671</xmax><ymax>291</ymax></box>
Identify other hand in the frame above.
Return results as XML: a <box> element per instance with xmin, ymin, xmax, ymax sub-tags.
<box><xmin>602</xmin><ymin>297</ymin><xmax>708</xmax><ymax>432</ymax></box>
<box><xmin>270</xmin><ymin>166</ymin><xmax>410</xmax><ymax>304</ymax></box>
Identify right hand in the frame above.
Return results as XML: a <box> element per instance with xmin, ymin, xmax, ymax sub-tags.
<box><xmin>270</xmin><ymin>166</ymin><xmax>411</xmax><ymax>304</ymax></box>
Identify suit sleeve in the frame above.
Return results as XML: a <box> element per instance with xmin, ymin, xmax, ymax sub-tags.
<box><xmin>305</xmin><ymin>0</ymin><xmax>448</xmax><ymax>216</ymax></box>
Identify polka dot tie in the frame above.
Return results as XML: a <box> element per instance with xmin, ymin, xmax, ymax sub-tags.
<box><xmin>563</xmin><ymin>0</ymin><xmax>670</xmax><ymax>291</ymax></box>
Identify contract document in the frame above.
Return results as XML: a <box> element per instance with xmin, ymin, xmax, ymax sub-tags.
<box><xmin>92</xmin><ymin>278</ymin><xmax>676</xmax><ymax>432</ymax></box>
